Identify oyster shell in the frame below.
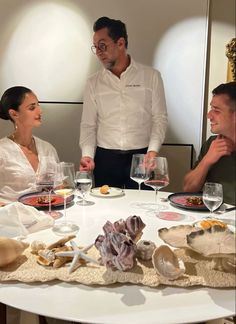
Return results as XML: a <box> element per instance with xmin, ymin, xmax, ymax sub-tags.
<box><xmin>187</xmin><ymin>225</ymin><xmax>235</xmax><ymax>257</ymax></box>
<box><xmin>158</xmin><ymin>225</ymin><xmax>198</xmax><ymax>248</ymax></box>
<box><xmin>152</xmin><ymin>245</ymin><xmax>185</xmax><ymax>280</ymax></box>
<box><xmin>0</xmin><ymin>237</ymin><xmax>29</xmax><ymax>267</ymax></box>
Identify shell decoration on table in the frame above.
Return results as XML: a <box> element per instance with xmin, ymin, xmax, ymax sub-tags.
<box><xmin>158</xmin><ymin>224</ymin><xmax>236</xmax><ymax>273</ymax></box>
<box><xmin>136</xmin><ymin>240</ymin><xmax>156</xmax><ymax>261</ymax></box>
<box><xmin>0</xmin><ymin>237</ymin><xmax>29</xmax><ymax>267</ymax></box>
<box><xmin>152</xmin><ymin>245</ymin><xmax>185</xmax><ymax>280</ymax></box>
<box><xmin>95</xmin><ymin>215</ymin><xmax>146</xmax><ymax>271</ymax></box>
<box><xmin>31</xmin><ymin>235</ymin><xmax>75</xmax><ymax>268</ymax></box>
<box><xmin>31</xmin><ymin>235</ymin><xmax>97</xmax><ymax>272</ymax></box>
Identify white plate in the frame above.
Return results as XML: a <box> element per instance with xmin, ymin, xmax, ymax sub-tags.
<box><xmin>90</xmin><ymin>187</ymin><xmax>124</xmax><ymax>198</ymax></box>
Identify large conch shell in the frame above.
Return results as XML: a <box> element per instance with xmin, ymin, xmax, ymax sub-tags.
<box><xmin>0</xmin><ymin>237</ymin><xmax>29</xmax><ymax>267</ymax></box>
<box><xmin>152</xmin><ymin>245</ymin><xmax>185</xmax><ymax>280</ymax></box>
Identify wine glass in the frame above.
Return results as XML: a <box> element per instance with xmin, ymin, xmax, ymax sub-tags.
<box><xmin>203</xmin><ymin>182</ymin><xmax>223</xmax><ymax>215</ymax></box>
<box><xmin>130</xmin><ymin>154</ymin><xmax>149</xmax><ymax>191</ymax></box>
<box><xmin>144</xmin><ymin>157</ymin><xmax>169</xmax><ymax>216</ymax></box>
<box><xmin>75</xmin><ymin>171</ymin><xmax>94</xmax><ymax>206</ymax></box>
<box><xmin>36</xmin><ymin>157</ymin><xmax>62</xmax><ymax>219</ymax></box>
<box><xmin>52</xmin><ymin>162</ymin><xmax>79</xmax><ymax>235</ymax></box>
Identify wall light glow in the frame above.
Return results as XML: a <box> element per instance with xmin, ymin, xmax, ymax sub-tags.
<box><xmin>0</xmin><ymin>1</ymin><xmax>94</xmax><ymax>101</ymax></box>
<box><xmin>153</xmin><ymin>18</ymin><xmax>208</xmax><ymax>154</ymax></box>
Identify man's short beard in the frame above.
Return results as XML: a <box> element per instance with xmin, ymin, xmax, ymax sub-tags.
<box><xmin>104</xmin><ymin>60</ymin><xmax>116</xmax><ymax>70</ymax></box>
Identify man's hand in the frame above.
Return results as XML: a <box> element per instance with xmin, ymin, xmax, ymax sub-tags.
<box><xmin>204</xmin><ymin>135</ymin><xmax>234</xmax><ymax>165</ymax></box>
<box><xmin>145</xmin><ymin>150</ymin><xmax>157</xmax><ymax>160</ymax></box>
<box><xmin>79</xmin><ymin>156</ymin><xmax>95</xmax><ymax>171</ymax></box>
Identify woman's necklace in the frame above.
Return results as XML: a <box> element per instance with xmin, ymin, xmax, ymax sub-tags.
<box><xmin>9</xmin><ymin>133</ymin><xmax>36</xmax><ymax>153</ymax></box>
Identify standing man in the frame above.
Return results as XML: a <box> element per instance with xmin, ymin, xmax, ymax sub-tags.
<box><xmin>183</xmin><ymin>82</ymin><xmax>236</xmax><ymax>205</ymax></box>
<box><xmin>79</xmin><ymin>16</ymin><xmax>167</xmax><ymax>188</ymax></box>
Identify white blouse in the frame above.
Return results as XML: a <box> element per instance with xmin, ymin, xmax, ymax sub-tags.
<box><xmin>0</xmin><ymin>136</ymin><xmax>59</xmax><ymax>203</ymax></box>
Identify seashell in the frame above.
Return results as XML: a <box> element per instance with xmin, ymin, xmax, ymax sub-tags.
<box><xmin>152</xmin><ymin>245</ymin><xmax>185</xmax><ymax>280</ymax></box>
<box><xmin>187</xmin><ymin>225</ymin><xmax>235</xmax><ymax>257</ymax></box>
<box><xmin>158</xmin><ymin>225</ymin><xmax>198</xmax><ymax>248</ymax></box>
<box><xmin>31</xmin><ymin>240</ymin><xmax>46</xmax><ymax>254</ymax></box>
<box><xmin>0</xmin><ymin>237</ymin><xmax>29</xmax><ymax>267</ymax></box>
<box><xmin>136</xmin><ymin>240</ymin><xmax>156</xmax><ymax>261</ymax></box>
<box><xmin>52</xmin><ymin>245</ymin><xmax>72</xmax><ymax>268</ymax></box>
<box><xmin>125</xmin><ymin>215</ymin><xmax>146</xmax><ymax>242</ymax></box>
<box><xmin>46</xmin><ymin>235</ymin><xmax>76</xmax><ymax>250</ymax></box>
<box><xmin>95</xmin><ymin>232</ymin><xmax>136</xmax><ymax>271</ymax></box>
<box><xmin>37</xmin><ymin>249</ymin><xmax>55</xmax><ymax>266</ymax></box>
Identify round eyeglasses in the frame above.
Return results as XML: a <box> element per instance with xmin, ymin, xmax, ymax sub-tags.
<box><xmin>91</xmin><ymin>42</ymin><xmax>114</xmax><ymax>54</ymax></box>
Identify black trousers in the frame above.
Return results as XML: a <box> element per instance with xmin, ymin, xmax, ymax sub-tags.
<box><xmin>94</xmin><ymin>147</ymin><xmax>148</xmax><ymax>189</ymax></box>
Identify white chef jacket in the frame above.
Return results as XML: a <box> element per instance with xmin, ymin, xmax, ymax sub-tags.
<box><xmin>0</xmin><ymin>136</ymin><xmax>59</xmax><ymax>203</ymax></box>
<box><xmin>80</xmin><ymin>57</ymin><xmax>168</xmax><ymax>158</ymax></box>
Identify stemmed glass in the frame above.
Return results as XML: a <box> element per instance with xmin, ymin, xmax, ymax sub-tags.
<box><xmin>130</xmin><ymin>154</ymin><xmax>149</xmax><ymax>191</ymax></box>
<box><xmin>144</xmin><ymin>157</ymin><xmax>169</xmax><ymax>216</ymax></box>
<box><xmin>52</xmin><ymin>162</ymin><xmax>79</xmax><ymax>235</ymax></box>
<box><xmin>36</xmin><ymin>156</ymin><xmax>62</xmax><ymax>219</ymax></box>
<box><xmin>202</xmin><ymin>182</ymin><xmax>223</xmax><ymax>215</ymax></box>
<box><xmin>75</xmin><ymin>171</ymin><xmax>94</xmax><ymax>206</ymax></box>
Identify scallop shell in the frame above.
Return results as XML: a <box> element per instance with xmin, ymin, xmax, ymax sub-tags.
<box><xmin>0</xmin><ymin>237</ymin><xmax>29</xmax><ymax>267</ymax></box>
<box><xmin>152</xmin><ymin>245</ymin><xmax>185</xmax><ymax>280</ymax></box>
<box><xmin>158</xmin><ymin>225</ymin><xmax>198</xmax><ymax>248</ymax></box>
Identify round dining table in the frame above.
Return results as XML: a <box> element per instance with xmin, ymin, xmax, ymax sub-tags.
<box><xmin>0</xmin><ymin>189</ymin><xmax>235</xmax><ymax>324</ymax></box>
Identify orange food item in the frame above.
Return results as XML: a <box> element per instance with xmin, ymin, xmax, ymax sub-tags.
<box><xmin>200</xmin><ymin>219</ymin><xmax>227</xmax><ymax>230</ymax></box>
<box><xmin>100</xmin><ymin>185</ymin><xmax>110</xmax><ymax>194</ymax></box>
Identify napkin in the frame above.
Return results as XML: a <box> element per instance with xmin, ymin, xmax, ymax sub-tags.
<box><xmin>0</xmin><ymin>202</ymin><xmax>54</xmax><ymax>237</ymax></box>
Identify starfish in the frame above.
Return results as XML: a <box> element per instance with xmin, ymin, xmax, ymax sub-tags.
<box><xmin>55</xmin><ymin>241</ymin><xmax>99</xmax><ymax>273</ymax></box>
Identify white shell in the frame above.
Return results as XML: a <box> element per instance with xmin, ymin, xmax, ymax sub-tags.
<box><xmin>31</xmin><ymin>240</ymin><xmax>46</xmax><ymax>254</ymax></box>
<box><xmin>187</xmin><ymin>225</ymin><xmax>235</xmax><ymax>257</ymax></box>
<box><xmin>158</xmin><ymin>225</ymin><xmax>198</xmax><ymax>248</ymax></box>
<box><xmin>152</xmin><ymin>245</ymin><xmax>185</xmax><ymax>280</ymax></box>
<box><xmin>0</xmin><ymin>237</ymin><xmax>29</xmax><ymax>267</ymax></box>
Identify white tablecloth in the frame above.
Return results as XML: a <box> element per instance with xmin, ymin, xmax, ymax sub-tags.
<box><xmin>0</xmin><ymin>189</ymin><xmax>235</xmax><ymax>324</ymax></box>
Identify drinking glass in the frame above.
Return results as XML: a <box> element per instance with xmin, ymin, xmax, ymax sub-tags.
<box><xmin>144</xmin><ymin>157</ymin><xmax>169</xmax><ymax>216</ymax></box>
<box><xmin>52</xmin><ymin>162</ymin><xmax>79</xmax><ymax>235</ymax></box>
<box><xmin>203</xmin><ymin>182</ymin><xmax>223</xmax><ymax>214</ymax></box>
<box><xmin>130</xmin><ymin>154</ymin><xmax>149</xmax><ymax>191</ymax></box>
<box><xmin>36</xmin><ymin>156</ymin><xmax>62</xmax><ymax>218</ymax></box>
<box><xmin>75</xmin><ymin>171</ymin><xmax>94</xmax><ymax>206</ymax></box>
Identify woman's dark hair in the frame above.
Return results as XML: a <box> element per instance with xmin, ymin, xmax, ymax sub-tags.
<box><xmin>0</xmin><ymin>86</ymin><xmax>32</xmax><ymax>121</ymax></box>
<box><xmin>93</xmin><ymin>16</ymin><xmax>128</xmax><ymax>48</ymax></box>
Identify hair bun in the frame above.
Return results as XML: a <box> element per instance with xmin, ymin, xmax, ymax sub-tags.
<box><xmin>0</xmin><ymin>102</ymin><xmax>9</xmax><ymax>120</ymax></box>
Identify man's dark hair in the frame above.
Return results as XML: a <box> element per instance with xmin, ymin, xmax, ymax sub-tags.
<box><xmin>212</xmin><ymin>82</ymin><xmax>236</xmax><ymax>111</ymax></box>
<box><xmin>93</xmin><ymin>16</ymin><xmax>128</xmax><ymax>48</ymax></box>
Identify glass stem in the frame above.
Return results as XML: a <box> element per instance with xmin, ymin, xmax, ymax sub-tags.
<box><xmin>138</xmin><ymin>183</ymin><xmax>141</xmax><ymax>191</ymax></box>
<box><xmin>64</xmin><ymin>196</ymin><xmax>67</xmax><ymax>221</ymax></box>
<box><xmin>48</xmin><ymin>190</ymin><xmax>52</xmax><ymax>213</ymax></box>
<box><xmin>155</xmin><ymin>189</ymin><xmax>158</xmax><ymax>204</ymax></box>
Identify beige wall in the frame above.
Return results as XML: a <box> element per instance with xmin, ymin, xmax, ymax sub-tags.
<box><xmin>205</xmin><ymin>0</ymin><xmax>235</xmax><ymax>139</ymax></box>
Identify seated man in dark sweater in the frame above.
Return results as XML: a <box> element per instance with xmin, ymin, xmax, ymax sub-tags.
<box><xmin>183</xmin><ymin>82</ymin><xmax>236</xmax><ymax>205</ymax></box>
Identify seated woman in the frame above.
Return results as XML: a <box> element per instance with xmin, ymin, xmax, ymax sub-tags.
<box><xmin>0</xmin><ymin>86</ymin><xmax>59</xmax><ymax>203</ymax></box>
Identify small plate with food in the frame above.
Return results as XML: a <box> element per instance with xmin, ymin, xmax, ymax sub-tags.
<box><xmin>18</xmin><ymin>192</ymin><xmax>74</xmax><ymax>209</ymax></box>
<box><xmin>193</xmin><ymin>218</ymin><xmax>235</xmax><ymax>233</ymax></box>
<box><xmin>90</xmin><ymin>185</ymin><xmax>125</xmax><ymax>198</ymax></box>
<box><xmin>168</xmin><ymin>192</ymin><xmax>208</xmax><ymax>211</ymax></box>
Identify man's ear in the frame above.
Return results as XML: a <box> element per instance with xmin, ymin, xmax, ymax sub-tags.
<box><xmin>117</xmin><ymin>37</ymin><xmax>126</xmax><ymax>49</ymax></box>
